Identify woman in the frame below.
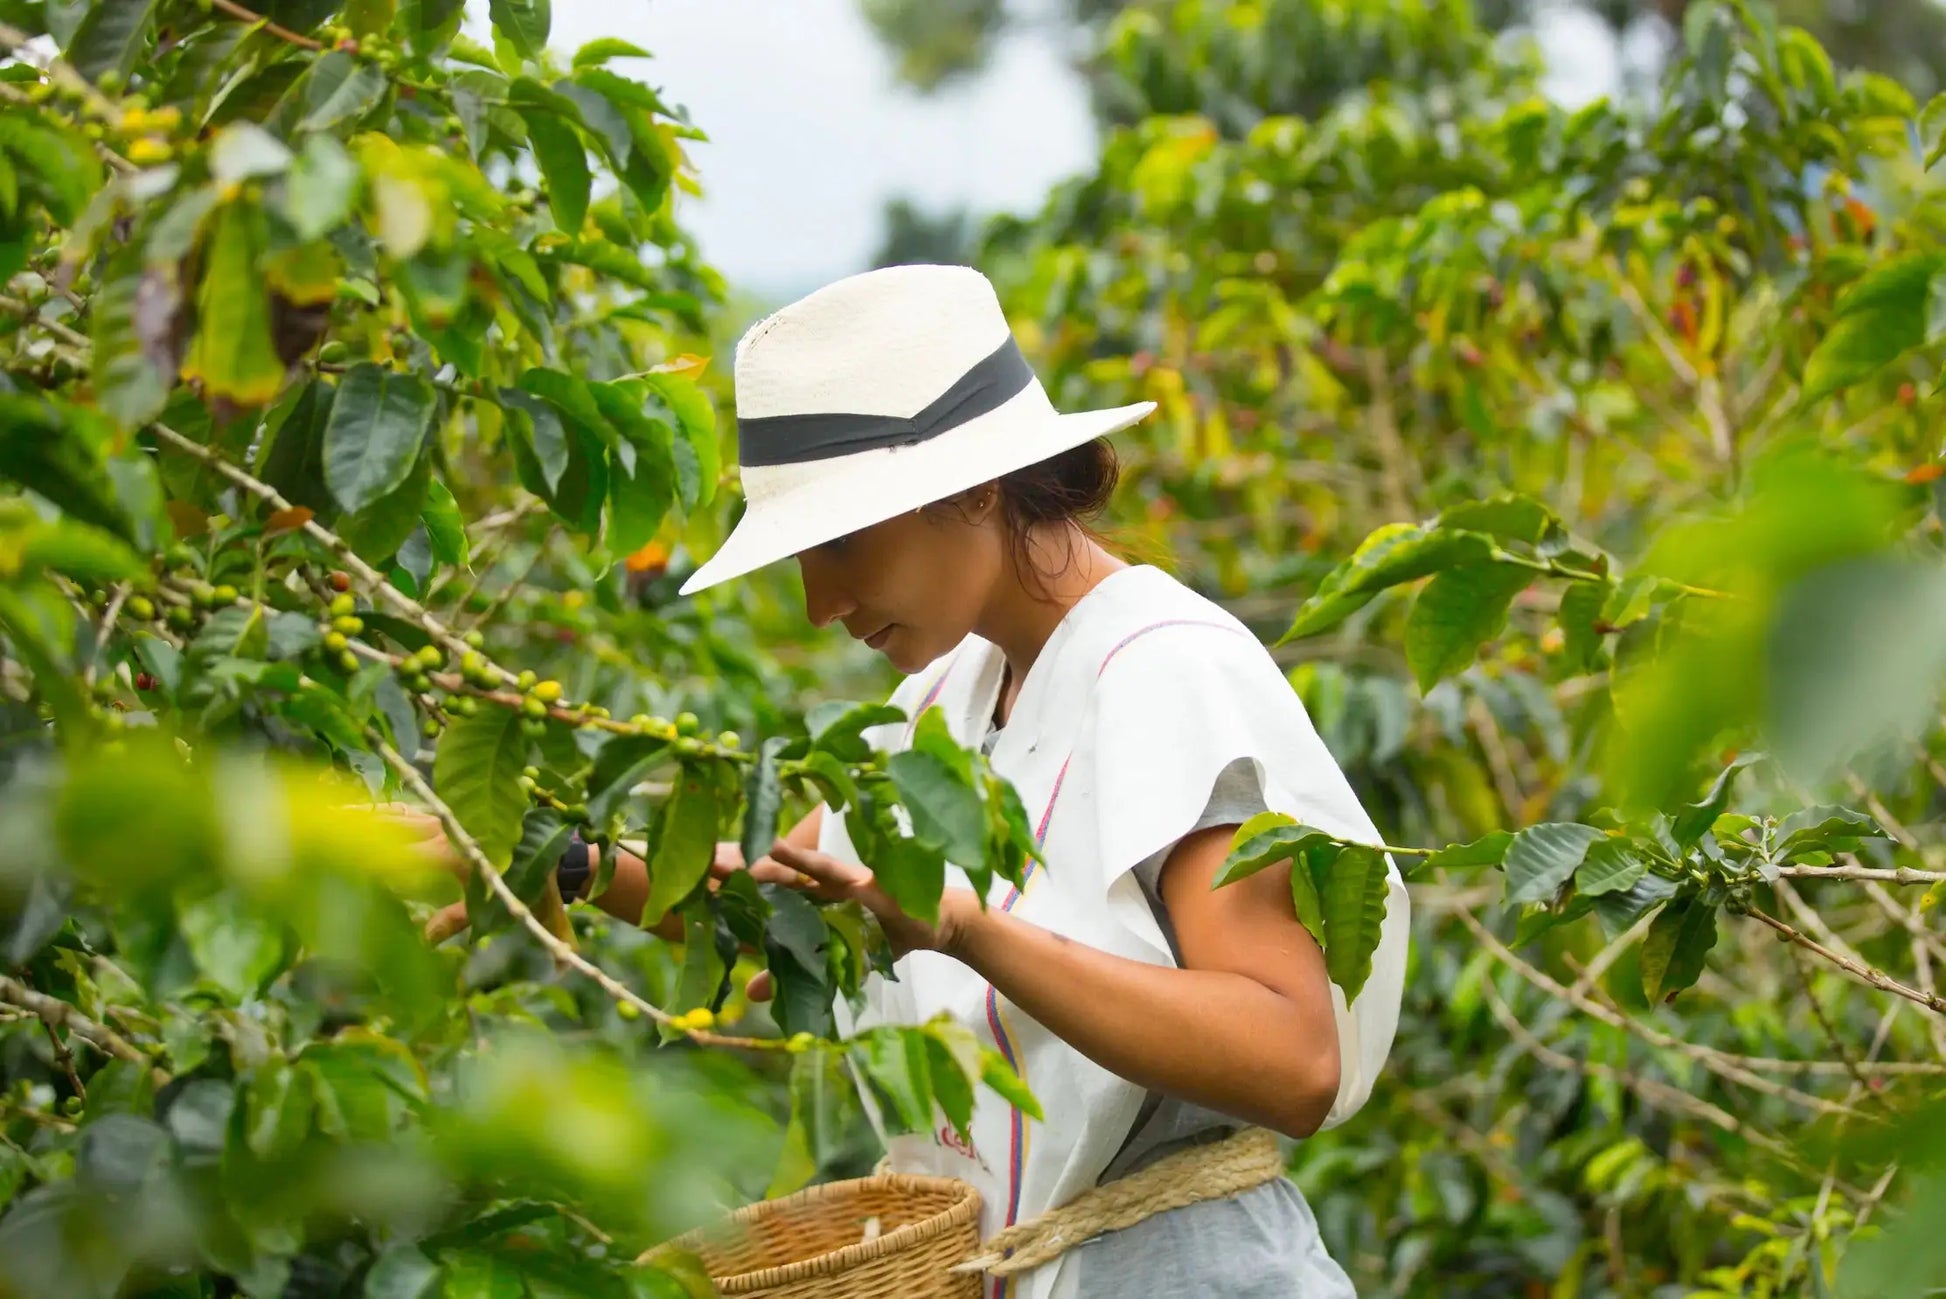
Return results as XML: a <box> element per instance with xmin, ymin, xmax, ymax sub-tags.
<box><xmin>414</xmin><ymin>264</ymin><xmax>1410</xmax><ymax>1297</ymax></box>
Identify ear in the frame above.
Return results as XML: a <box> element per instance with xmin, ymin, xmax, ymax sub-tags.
<box><xmin>961</xmin><ymin>480</ymin><xmax>1001</xmax><ymax>523</ymax></box>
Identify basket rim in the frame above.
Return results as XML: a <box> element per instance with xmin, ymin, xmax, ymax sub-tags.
<box><xmin>678</xmin><ymin>1172</ymin><xmax>983</xmax><ymax>1296</ymax></box>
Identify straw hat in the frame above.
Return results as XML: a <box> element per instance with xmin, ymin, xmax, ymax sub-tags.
<box><xmin>677</xmin><ymin>264</ymin><xmax>1157</xmax><ymax>596</ymax></box>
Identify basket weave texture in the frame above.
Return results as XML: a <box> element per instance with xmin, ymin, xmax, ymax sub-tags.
<box><xmin>662</xmin><ymin>1173</ymin><xmax>983</xmax><ymax>1298</ymax></box>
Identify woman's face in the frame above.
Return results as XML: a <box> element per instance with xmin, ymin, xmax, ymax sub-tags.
<box><xmin>794</xmin><ymin>492</ymin><xmax>1004</xmax><ymax>674</ymax></box>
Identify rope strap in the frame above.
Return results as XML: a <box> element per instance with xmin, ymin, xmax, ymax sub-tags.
<box><xmin>951</xmin><ymin>1127</ymin><xmax>1284</xmax><ymax>1278</ymax></box>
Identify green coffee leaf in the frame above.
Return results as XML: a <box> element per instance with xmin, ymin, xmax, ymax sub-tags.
<box><xmin>488</xmin><ymin>0</ymin><xmax>551</xmax><ymax>58</ymax></box>
<box><xmin>739</xmin><ymin>736</ymin><xmax>789</xmax><ymax>870</ymax></box>
<box><xmin>854</xmin><ymin>1029</ymin><xmax>932</xmax><ymax>1133</ymax></box>
<box><xmin>808</xmin><ymin>700</ymin><xmax>905</xmax><ymax>761</ymax></box>
<box><xmin>421</xmin><ymin>478</ymin><xmax>469</xmax><ymax>566</ymax></box>
<box><xmin>1640</xmin><ymin>891</ymin><xmax>1719</xmax><ymax>1002</ymax></box>
<box><xmin>1504</xmin><ymin>822</ymin><xmax>1606</xmax><ymax>905</ymax></box>
<box><xmin>1313</xmin><ymin>844</ymin><xmax>1389</xmax><ymax>1003</ymax></box>
<box><xmin>90</xmin><ymin>245</ymin><xmax>173</xmax><ymax>430</ymax></box>
<box><xmin>1404</xmin><ymin>562</ymin><xmax>1532</xmax><ymax>691</ymax></box>
<box><xmin>64</xmin><ymin>0</ymin><xmax>160</xmax><ymax>84</ymax></box>
<box><xmin>572</xmin><ymin>36</ymin><xmax>651</xmax><ymax>67</ymax></box>
<box><xmin>1802</xmin><ymin>253</ymin><xmax>1943</xmax><ymax>403</ymax></box>
<box><xmin>432</xmin><ymin>707</ymin><xmax>530</xmax><ymax>868</ymax></box>
<box><xmin>888</xmin><ymin>748</ymin><xmax>985</xmax><ymax>865</ymax></box>
<box><xmin>1279</xmin><ymin>525</ymin><xmax>1497</xmax><ymax>643</ymax></box>
<box><xmin>1575</xmin><ymin>838</ymin><xmax>1649</xmax><ymax>897</ymax></box>
<box><xmin>1777</xmin><ymin>805</ymin><xmax>1885</xmax><ymax>859</ymax></box>
<box><xmin>285</xmin><ymin>134</ymin><xmax>361</xmax><ymax>241</ymax></box>
<box><xmin>519</xmin><ymin>109</ymin><xmax>590</xmax><ymax>234</ymax></box>
<box><xmin>323</xmin><ymin>364</ymin><xmax>437</xmax><ymax>514</ymax></box>
<box><xmin>1424</xmin><ymin>831</ymin><xmax>1513</xmax><ymax>873</ymax></box>
<box><xmin>643</xmin><ymin>763</ymin><xmax>719</xmax><ymax>924</ymax></box>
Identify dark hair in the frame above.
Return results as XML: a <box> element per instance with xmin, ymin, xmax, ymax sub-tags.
<box><xmin>994</xmin><ymin>438</ymin><xmax>1123</xmax><ymax>601</ymax></box>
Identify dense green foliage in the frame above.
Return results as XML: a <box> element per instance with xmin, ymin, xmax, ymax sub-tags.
<box><xmin>976</xmin><ymin>1</ymin><xmax>1946</xmax><ymax>1292</ymax></box>
<box><xmin>1</xmin><ymin>1</ymin><xmax>1944</xmax><ymax>1297</ymax></box>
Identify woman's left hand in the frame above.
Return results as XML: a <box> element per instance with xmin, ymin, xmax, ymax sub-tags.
<box><xmin>753</xmin><ymin>839</ymin><xmax>980</xmax><ymax>963</ymax></box>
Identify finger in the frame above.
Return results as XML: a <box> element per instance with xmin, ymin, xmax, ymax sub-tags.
<box><xmin>746</xmin><ymin>860</ymin><xmax>800</xmax><ymax>887</ymax></box>
<box><xmin>744</xmin><ymin>969</ymin><xmax>774</xmax><ymax>1002</ymax></box>
<box><xmin>710</xmin><ymin>842</ymin><xmax>744</xmax><ymax>878</ymax></box>
<box><xmin>769</xmin><ymin>840</ymin><xmax>871</xmax><ymax>888</ymax></box>
<box><xmin>423</xmin><ymin>900</ymin><xmax>469</xmax><ymax>944</ymax></box>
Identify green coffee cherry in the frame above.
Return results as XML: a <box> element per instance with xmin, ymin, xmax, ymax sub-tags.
<box><xmin>531</xmin><ymin>679</ymin><xmax>563</xmax><ymax>704</ymax></box>
<box><xmin>331</xmin><ymin>615</ymin><xmax>363</xmax><ymax>636</ymax></box>
<box><xmin>337</xmin><ymin>650</ymin><xmax>360</xmax><ymax>673</ymax></box>
<box><xmin>521</xmin><ymin>695</ymin><xmax>548</xmax><ymax>719</ymax></box>
<box><xmin>462</xmin><ymin>629</ymin><xmax>485</xmax><ymax>648</ymax></box>
<box><xmin>519</xmin><ymin>716</ymin><xmax>547</xmax><ymax>739</ymax></box>
<box><xmin>166</xmin><ymin>605</ymin><xmax>195</xmax><ymax>631</ymax></box>
<box><xmin>516</xmin><ymin>670</ymin><xmax>536</xmax><ymax>691</ymax></box>
<box><xmin>675</xmin><ymin>711</ymin><xmax>700</xmax><ymax>737</ymax></box>
<box><xmin>211</xmin><ymin>584</ymin><xmax>238</xmax><ymax>604</ymax></box>
<box><xmin>124</xmin><ymin>595</ymin><xmax>155</xmax><ymax>621</ymax></box>
<box><xmin>717</xmin><ymin>730</ymin><xmax>740</xmax><ymax>750</ymax></box>
<box><xmin>329</xmin><ymin>593</ymin><xmax>356</xmax><ymax>617</ymax></box>
<box><xmin>323</xmin><ymin>631</ymin><xmax>349</xmax><ymax>653</ymax></box>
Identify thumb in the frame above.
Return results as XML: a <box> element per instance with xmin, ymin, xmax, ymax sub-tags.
<box><xmin>745</xmin><ymin>968</ymin><xmax>774</xmax><ymax>1003</ymax></box>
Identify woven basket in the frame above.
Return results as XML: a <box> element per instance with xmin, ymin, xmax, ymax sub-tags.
<box><xmin>652</xmin><ymin>1173</ymin><xmax>983</xmax><ymax>1298</ymax></box>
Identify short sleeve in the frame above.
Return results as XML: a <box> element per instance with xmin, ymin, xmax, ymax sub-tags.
<box><xmin>1079</xmin><ymin>624</ymin><xmax>1410</xmax><ymax>1131</ymax></box>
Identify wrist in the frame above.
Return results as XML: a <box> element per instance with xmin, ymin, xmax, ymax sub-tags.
<box><xmin>938</xmin><ymin>891</ymin><xmax>996</xmax><ymax>964</ymax></box>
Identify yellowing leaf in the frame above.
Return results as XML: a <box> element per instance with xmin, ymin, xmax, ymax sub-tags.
<box><xmin>179</xmin><ymin>200</ymin><xmax>286</xmax><ymax>407</ymax></box>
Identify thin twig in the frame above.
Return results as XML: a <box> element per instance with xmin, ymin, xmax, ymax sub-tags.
<box><xmin>1480</xmin><ymin>978</ymin><xmax>1856</xmax><ymax>1193</ymax></box>
<box><xmin>0</xmin><ymin>976</ymin><xmax>163</xmax><ymax>1082</ymax></box>
<box><xmin>209</xmin><ymin>0</ymin><xmax>325</xmax><ymax>49</ymax></box>
<box><xmin>1449</xmin><ymin>905</ymin><xmax>1867</xmax><ymax>1121</ymax></box>
<box><xmin>84</xmin><ymin>584</ymin><xmax>128</xmax><ymax>690</ymax></box>
<box><xmin>1777</xmin><ymin>864</ymin><xmax>1946</xmax><ymax>885</ymax></box>
<box><xmin>1742</xmin><ymin>908</ymin><xmax>1946</xmax><ymax>1016</ymax></box>
<box><xmin>371</xmin><ymin>736</ymin><xmax>784</xmax><ymax>1052</ymax></box>
<box><xmin>40</xmin><ymin>1019</ymin><xmax>85</xmax><ymax>1100</ymax></box>
<box><xmin>0</xmin><ymin>294</ymin><xmax>92</xmax><ymax>351</ymax></box>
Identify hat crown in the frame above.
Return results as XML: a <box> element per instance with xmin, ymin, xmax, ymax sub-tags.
<box><xmin>733</xmin><ymin>264</ymin><xmax>1015</xmax><ymax>422</ymax></box>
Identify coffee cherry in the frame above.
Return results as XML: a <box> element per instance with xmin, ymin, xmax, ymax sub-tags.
<box><xmin>516</xmin><ymin>670</ymin><xmax>536</xmax><ymax>691</ymax></box>
<box><xmin>124</xmin><ymin>595</ymin><xmax>155</xmax><ymax>621</ymax></box>
<box><xmin>675</xmin><ymin>711</ymin><xmax>699</xmax><ymax>737</ymax></box>
<box><xmin>521</xmin><ymin>695</ymin><xmax>548</xmax><ymax>719</ymax></box>
<box><xmin>134</xmin><ymin>671</ymin><xmax>158</xmax><ymax>692</ymax></box>
<box><xmin>422</xmin><ymin>716</ymin><xmax>442</xmax><ymax>738</ymax></box>
<box><xmin>451</xmin><ymin>695</ymin><xmax>478</xmax><ymax>717</ymax></box>
<box><xmin>519</xmin><ymin>716</ymin><xmax>547</xmax><ymax>739</ymax></box>
<box><xmin>327</xmin><ymin>570</ymin><xmax>351</xmax><ymax>592</ymax></box>
<box><xmin>338</xmin><ymin>650</ymin><xmax>360</xmax><ymax>673</ymax></box>
<box><xmin>415</xmin><ymin>644</ymin><xmax>444</xmax><ymax>670</ymax></box>
<box><xmin>517</xmin><ymin>774</ymin><xmax>536</xmax><ymax>793</ymax></box>
<box><xmin>717</xmin><ymin>730</ymin><xmax>740</xmax><ymax>750</ymax></box>
<box><xmin>329</xmin><ymin>593</ymin><xmax>356</xmax><ymax>617</ymax></box>
<box><xmin>531</xmin><ymin>679</ymin><xmax>563</xmax><ymax>704</ymax></box>
<box><xmin>462</xmin><ymin>629</ymin><xmax>485</xmax><ymax>648</ymax></box>
<box><xmin>166</xmin><ymin>605</ymin><xmax>195</xmax><ymax>631</ymax></box>
<box><xmin>323</xmin><ymin>631</ymin><xmax>349</xmax><ymax>653</ymax></box>
<box><xmin>331</xmin><ymin>615</ymin><xmax>363</xmax><ymax>635</ymax></box>
<box><xmin>211</xmin><ymin>584</ymin><xmax>239</xmax><ymax>605</ymax></box>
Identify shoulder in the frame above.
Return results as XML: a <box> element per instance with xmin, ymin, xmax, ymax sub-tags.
<box><xmin>1081</xmin><ymin>569</ymin><xmax>1280</xmax><ymax>701</ymax></box>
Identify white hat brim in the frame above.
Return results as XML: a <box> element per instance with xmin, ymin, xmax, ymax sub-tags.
<box><xmin>678</xmin><ymin>393</ymin><xmax>1157</xmax><ymax>596</ymax></box>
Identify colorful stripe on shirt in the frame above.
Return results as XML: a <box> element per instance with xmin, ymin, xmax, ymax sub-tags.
<box><xmin>979</xmin><ymin>617</ymin><xmax>1237</xmax><ymax>1298</ymax></box>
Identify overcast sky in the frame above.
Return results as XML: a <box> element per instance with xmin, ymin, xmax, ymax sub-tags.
<box><xmin>536</xmin><ymin>1</ymin><xmax>1624</xmax><ymax>304</ymax></box>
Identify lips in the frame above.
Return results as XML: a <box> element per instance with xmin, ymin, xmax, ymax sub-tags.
<box><xmin>864</xmin><ymin>626</ymin><xmax>893</xmax><ymax>650</ymax></box>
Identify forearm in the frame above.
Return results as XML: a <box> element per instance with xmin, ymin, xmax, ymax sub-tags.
<box><xmin>584</xmin><ymin>804</ymin><xmax>827</xmax><ymax>940</ymax></box>
<box><xmin>951</xmin><ymin>906</ymin><xmax>1339</xmax><ymax>1138</ymax></box>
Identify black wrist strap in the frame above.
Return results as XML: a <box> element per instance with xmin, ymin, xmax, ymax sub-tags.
<box><xmin>556</xmin><ymin>834</ymin><xmax>592</xmax><ymax>902</ymax></box>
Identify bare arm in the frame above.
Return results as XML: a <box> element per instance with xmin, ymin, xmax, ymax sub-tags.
<box><xmin>946</xmin><ymin>823</ymin><xmax>1342</xmax><ymax>1138</ymax></box>
<box><xmin>590</xmin><ymin>803</ymin><xmax>826</xmax><ymax>939</ymax></box>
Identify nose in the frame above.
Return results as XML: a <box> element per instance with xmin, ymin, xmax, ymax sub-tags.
<box><xmin>798</xmin><ymin>557</ymin><xmax>857</xmax><ymax>631</ymax></box>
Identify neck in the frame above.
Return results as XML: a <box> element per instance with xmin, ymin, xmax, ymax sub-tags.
<box><xmin>977</xmin><ymin>524</ymin><xmax>1128</xmax><ymax>704</ymax></box>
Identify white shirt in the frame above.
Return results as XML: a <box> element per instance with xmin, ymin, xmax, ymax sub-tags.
<box><xmin>823</xmin><ymin>565</ymin><xmax>1410</xmax><ymax>1299</ymax></box>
